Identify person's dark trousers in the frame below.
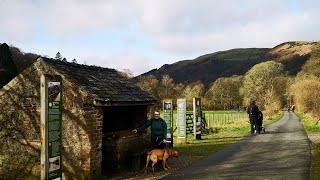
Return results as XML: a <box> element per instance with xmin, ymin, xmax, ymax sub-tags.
<box><xmin>251</xmin><ymin>125</ymin><xmax>255</xmax><ymax>134</ymax></box>
<box><xmin>249</xmin><ymin>117</ymin><xmax>255</xmax><ymax>134</ymax></box>
<box><xmin>151</xmin><ymin>137</ymin><xmax>165</xmax><ymax>149</ymax></box>
<box><xmin>254</xmin><ymin>118</ymin><xmax>260</xmax><ymax>133</ymax></box>
<box><xmin>250</xmin><ymin>123</ymin><xmax>254</xmax><ymax>134</ymax></box>
<box><xmin>152</xmin><ymin>142</ymin><xmax>165</xmax><ymax>149</ymax></box>
<box><xmin>258</xmin><ymin>119</ymin><xmax>263</xmax><ymax>131</ymax></box>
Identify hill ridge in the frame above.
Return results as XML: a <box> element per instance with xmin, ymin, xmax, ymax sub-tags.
<box><xmin>136</xmin><ymin>41</ymin><xmax>318</xmax><ymax>85</ymax></box>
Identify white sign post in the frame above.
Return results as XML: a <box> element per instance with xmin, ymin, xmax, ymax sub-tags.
<box><xmin>177</xmin><ymin>99</ymin><xmax>186</xmax><ymax>144</ymax></box>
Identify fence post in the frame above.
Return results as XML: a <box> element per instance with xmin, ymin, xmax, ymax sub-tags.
<box><xmin>193</xmin><ymin>98</ymin><xmax>202</xmax><ymax>140</ymax></box>
<box><xmin>207</xmin><ymin>113</ymin><xmax>210</xmax><ymax>128</ymax></box>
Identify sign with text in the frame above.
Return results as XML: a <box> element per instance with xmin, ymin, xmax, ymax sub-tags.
<box><xmin>41</xmin><ymin>75</ymin><xmax>62</xmax><ymax>180</ymax></box>
<box><xmin>193</xmin><ymin>98</ymin><xmax>202</xmax><ymax>140</ymax></box>
<box><xmin>177</xmin><ymin>99</ymin><xmax>186</xmax><ymax>143</ymax></box>
<box><xmin>163</xmin><ymin>99</ymin><xmax>173</xmax><ymax>147</ymax></box>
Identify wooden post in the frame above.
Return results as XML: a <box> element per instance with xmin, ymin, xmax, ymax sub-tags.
<box><xmin>41</xmin><ymin>75</ymin><xmax>48</xmax><ymax>180</ymax></box>
<box><xmin>193</xmin><ymin>98</ymin><xmax>201</xmax><ymax>140</ymax></box>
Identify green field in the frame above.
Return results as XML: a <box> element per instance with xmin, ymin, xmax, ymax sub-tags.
<box><xmin>164</xmin><ymin>110</ymin><xmax>247</xmax><ymax>127</ymax></box>
<box><xmin>162</xmin><ymin>110</ymin><xmax>281</xmax><ymax>134</ymax></box>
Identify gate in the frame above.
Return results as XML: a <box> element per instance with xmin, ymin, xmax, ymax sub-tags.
<box><xmin>186</xmin><ymin>112</ymin><xmax>207</xmax><ymax>135</ymax></box>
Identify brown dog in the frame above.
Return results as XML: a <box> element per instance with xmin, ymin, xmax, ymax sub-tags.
<box><xmin>144</xmin><ymin>149</ymin><xmax>179</xmax><ymax>173</ymax></box>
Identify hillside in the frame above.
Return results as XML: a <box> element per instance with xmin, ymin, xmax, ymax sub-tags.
<box><xmin>0</xmin><ymin>43</ymin><xmax>18</xmax><ymax>88</ymax></box>
<box><xmin>0</xmin><ymin>41</ymin><xmax>318</xmax><ymax>88</ymax></box>
<box><xmin>0</xmin><ymin>43</ymin><xmax>38</xmax><ymax>88</ymax></box>
<box><xmin>0</xmin><ymin>43</ymin><xmax>38</xmax><ymax>72</ymax></box>
<box><xmin>137</xmin><ymin>41</ymin><xmax>317</xmax><ymax>85</ymax></box>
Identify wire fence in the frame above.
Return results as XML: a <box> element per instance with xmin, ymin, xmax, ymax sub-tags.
<box><xmin>165</xmin><ymin>110</ymin><xmax>249</xmax><ymax>130</ymax></box>
<box><xmin>203</xmin><ymin>111</ymin><xmax>248</xmax><ymax>128</ymax></box>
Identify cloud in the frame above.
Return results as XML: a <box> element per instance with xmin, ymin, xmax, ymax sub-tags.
<box><xmin>0</xmin><ymin>1</ymin><xmax>38</xmax><ymax>42</ymax></box>
<box><xmin>1</xmin><ymin>0</ymin><xmax>320</xmax><ymax>73</ymax></box>
<box><xmin>1</xmin><ymin>0</ymin><xmax>313</xmax><ymax>41</ymax></box>
<box><xmin>137</xmin><ymin>0</ymin><xmax>288</xmax><ymax>35</ymax></box>
<box><xmin>153</xmin><ymin>13</ymin><xmax>309</xmax><ymax>54</ymax></box>
<box><xmin>41</xmin><ymin>0</ymin><xmax>139</xmax><ymax>38</ymax></box>
<box><xmin>0</xmin><ymin>0</ymin><xmax>138</xmax><ymax>41</ymax></box>
<box><xmin>82</xmin><ymin>51</ymin><xmax>157</xmax><ymax>75</ymax></box>
<box><xmin>137</xmin><ymin>0</ymin><xmax>320</xmax><ymax>55</ymax></box>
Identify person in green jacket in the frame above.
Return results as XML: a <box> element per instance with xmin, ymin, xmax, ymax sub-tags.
<box><xmin>132</xmin><ymin>111</ymin><xmax>167</xmax><ymax>149</ymax></box>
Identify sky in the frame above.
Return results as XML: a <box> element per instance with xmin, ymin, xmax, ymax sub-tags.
<box><xmin>1</xmin><ymin>0</ymin><xmax>320</xmax><ymax>75</ymax></box>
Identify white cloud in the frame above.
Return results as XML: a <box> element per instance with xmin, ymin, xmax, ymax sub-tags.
<box><xmin>1</xmin><ymin>0</ymin><xmax>320</xmax><ymax>74</ymax></box>
<box><xmin>1</xmin><ymin>0</ymin><xmax>312</xmax><ymax>42</ymax></box>
<box><xmin>82</xmin><ymin>52</ymin><xmax>157</xmax><ymax>75</ymax></box>
<box><xmin>0</xmin><ymin>1</ymin><xmax>38</xmax><ymax>42</ymax></box>
<box><xmin>137</xmin><ymin>0</ymin><xmax>320</xmax><ymax>55</ymax></box>
<box><xmin>136</xmin><ymin>0</ymin><xmax>288</xmax><ymax>35</ymax></box>
<box><xmin>40</xmin><ymin>0</ymin><xmax>138</xmax><ymax>38</ymax></box>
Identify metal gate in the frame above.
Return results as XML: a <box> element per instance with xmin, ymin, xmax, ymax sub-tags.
<box><xmin>186</xmin><ymin>112</ymin><xmax>207</xmax><ymax>134</ymax></box>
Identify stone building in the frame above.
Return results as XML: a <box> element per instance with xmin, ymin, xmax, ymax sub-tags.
<box><xmin>0</xmin><ymin>57</ymin><xmax>156</xmax><ymax>179</ymax></box>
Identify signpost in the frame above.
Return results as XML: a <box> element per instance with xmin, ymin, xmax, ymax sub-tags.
<box><xmin>193</xmin><ymin>98</ymin><xmax>202</xmax><ymax>140</ymax></box>
<box><xmin>163</xmin><ymin>99</ymin><xmax>173</xmax><ymax>148</ymax></box>
<box><xmin>177</xmin><ymin>99</ymin><xmax>186</xmax><ymax>144</ymax></box>
<box><xmin>41</xmin><ymin>75</ymin><xmax>62</xmax><ymax>180</ymax></box>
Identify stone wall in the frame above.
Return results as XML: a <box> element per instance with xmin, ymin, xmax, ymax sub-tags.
<box><xmin>0</xmin><ymin>64</ymin><xmax>42</xmax><ymax>179</ymax></box>
<box><xmin>0</xmin><ymin>59</ymin><xmax>103</xmax><ymax>179</ymax></box>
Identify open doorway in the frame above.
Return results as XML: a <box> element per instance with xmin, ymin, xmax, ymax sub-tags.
<box><xmin>101</xmin><ymin>105</ymin><xmax>150</xmax><ymax>176</ymax></box>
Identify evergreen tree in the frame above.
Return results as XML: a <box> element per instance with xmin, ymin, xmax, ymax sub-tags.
<box><xmin>55</xmin><ymin>52</ymin><xmax>62</xmax><ymax>61</ymax></box>
<box><xmin>0</xmin><ymin>43</ymin><xmax>18</xmax><ymax>88</ymax></box>
<box><xmin>72</xmin><ymin>58</ymin><xmax>77</xmax><ymax>63</ymax></box>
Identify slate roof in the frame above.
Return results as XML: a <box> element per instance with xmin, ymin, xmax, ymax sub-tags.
<box><xmin>42</xmin><ymin>58</ymin><xmax>156</xmax><ymax>105</ymax></box>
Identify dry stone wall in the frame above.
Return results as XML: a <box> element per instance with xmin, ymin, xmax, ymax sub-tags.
<box><xmin>0</xmin><ymin>59</ymin><xmax>103</xmax><ymax>179</ymax></box>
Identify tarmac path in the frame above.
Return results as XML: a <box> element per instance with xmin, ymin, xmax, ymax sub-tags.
<box><xmin>163</xmin><ymin>112</ymin><xmax>311</xmax><ymax>180</ymax></box>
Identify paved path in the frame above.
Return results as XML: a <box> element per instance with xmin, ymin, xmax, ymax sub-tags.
<box><xmin>163</xmin><ymin>112</ymin><xmax>311</xmax><ymax>180</ymax></box>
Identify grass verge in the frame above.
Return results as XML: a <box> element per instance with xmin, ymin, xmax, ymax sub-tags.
<box><xmin>310</xmin><ymin>142</ymin><xmax>320</xmax><ymax>179</ymax></box>
<box><xmin>296</xmin><ymin>112</ymin><xmax>320</xmax><ymax>179</ymax></box>
<box><xmin>296</xmin><ymin>112</ymin><xmax>320</xmax><ymax>133</ymax></box>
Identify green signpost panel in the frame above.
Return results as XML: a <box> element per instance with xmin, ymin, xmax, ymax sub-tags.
<box><xmin>163</xmin><ymin>99</ymin><xmax>173</xmax><ymax>147</ymax></box>
<box><xmin>41</xmin><ymin>75</ymin><xmax>62</xmax><ymax>180</ymax></box>
<box><xmin>177</xmin><ymin>99</ymin><xmax>186</xmax><ymax>144</ymax></box>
